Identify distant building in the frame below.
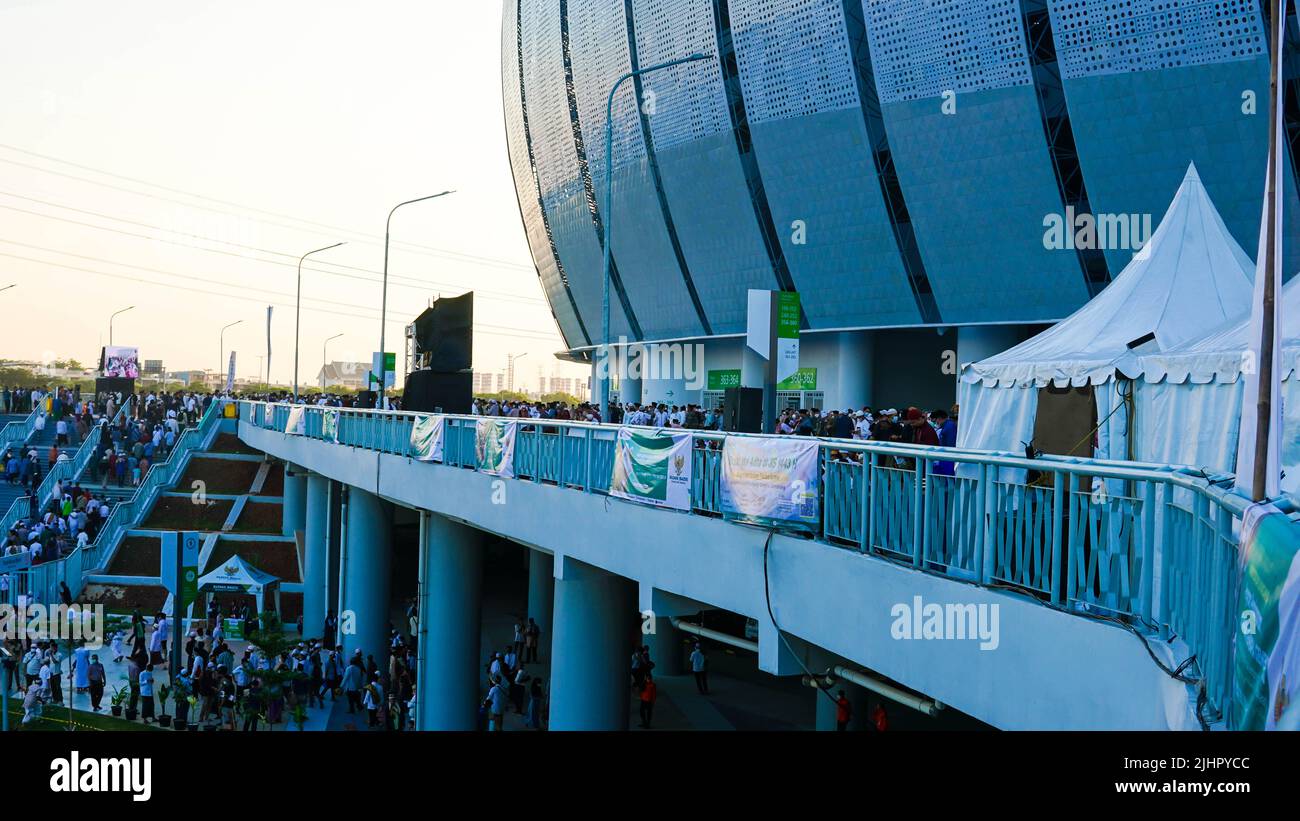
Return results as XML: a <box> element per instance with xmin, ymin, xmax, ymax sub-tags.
<box><xmin>317</xmin><ymin>361</ymin><xmax>371</xmax><ymax>391</ymax></box>
<box><xmin>472</xmin><ymin>371</ymin><xmax>507</xmax><ymax>394</ymax></box>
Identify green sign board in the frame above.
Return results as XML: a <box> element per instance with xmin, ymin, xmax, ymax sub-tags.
<box><xmin>777</xmin><ymin>367</ymin><xmax>817</xmax><ymax>391</ymax></box>
<box><xmin>707</xmin><ymin>369</ymin><xmax>742</xmax><ymax>390</ymax></box>
<box><xmin>223</xmin><ymin>618</ymin><xmax>245</xmax><ymax>641</ymax></box>
<box><xmin>777</xmin><ymin>292</ymin><xmax>800</xmax><ymax>339</ymax></box>
<box><xmin>180</xmin><ymin>531</ymin><xmax>200</xmax><ymax>611</ymax></box>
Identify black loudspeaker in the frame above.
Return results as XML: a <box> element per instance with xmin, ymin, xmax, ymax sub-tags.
<box><xmin>403</xmin><ymin>370</ymin><xmax>472</xmax><ymax>415</ymax></box>
<box><xmin>357</xmin><ymin>390</ymin><xmax>378</xmax><ymax>408</ymax></box>
<box><xmin>95</xmin><ymin>377</ymin><xmax>135</xmax><ymax>397</ymax></box>
<box><xmin>414</xmin><ymin>292</ymin><xmax>473</xmax><ymax>372</ymax></box>
<box><xmin>723</xmin><ymin>386</ymin><xmax>763</xmax><ymax>433</ymax></box>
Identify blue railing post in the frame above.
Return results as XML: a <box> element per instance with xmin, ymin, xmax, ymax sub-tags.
<box><xmin>974</xmin><ymin>463</ymin><xmax>988</xmax><ymax>584</ymax></box>
<box><xmin>1051</xmin><ymin>470</ymin><xmax>1065</xmax><ymax>606</ymax></box>
<box><xmin>1140</xmin><ymin>481</ymin><xmax>1156</xmax><ymax>624</ymax></box>
<box><xmin>858</xmin><ymin>454</ymin><xmax>871</xmax><ymax>554</ymax></box>
<box><xmin>912</xmin><ymin>458</ymin><xmax>925</xmax><ymax>569</ymax></box>
<box><xmin>1159</xmin><ymin>486</ymin><xmax>1173</xmax><ymax>640</ymax></box>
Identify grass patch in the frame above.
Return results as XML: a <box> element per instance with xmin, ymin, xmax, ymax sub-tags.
<box><xmin>141</xmin><ymin>497</ymin><xmax>233</xmax><ymax>531</ymax></box>
<box><xmin>181</xmin><ymin>458</ymin><xmax>260</xmax><ymax>495</ymax></box>
<box><xmin>5</xmin><ymin>702</ymin><xmax>163</xmax><ymax>732</ymax></box>
<box><xmin>229</xmin><ymin>501</ymin><xmax>283</xmax><ymax>535</ymax></box>
<box><xmin>106</xmin><ymin>536</ymin><xmax>161</xmax><ymax>576</ymax></box>
<box><xmin>204</xmin><ymin>537</ymin><xmax>300</xmax><ymax>582</ymax></box>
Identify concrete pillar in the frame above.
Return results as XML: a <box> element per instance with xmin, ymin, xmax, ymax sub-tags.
<box><xmin>956</xmin><ymin>326</ymin><xmax>1023</xmax><ymax>379</ymax></box>
<box><xmin>643</xmin><ymin>618</ymin><xmax>684</xmax><ymax>677</ymax></box>
<box><xmin>302</xmin><ymin>474</ymin><xmax>330</xmax><ymax>639</ymax></box>
<box><xmin>340</xmin><ymin>487</ymin><xmax>393</xmax><ymax>671</ymax></box>
<box><xmin>415</xmin><ymin>511</ymin><xmax>483</xmax><ymax>730</ymax></box>
<box><xmin>282</xmin><ymin>463</ymin><xmax>308</xmax><ymax>538</ymax></box>
<box><xmin>830</xmin><ymin>330</ymin><xmax>874</xmax><ymax>411</ymax></box>
<box><xmin>526</xmin><ymin>551</ymin><xmax>554</xmax><ymax>662</ymax></box>
<box><xmin>621</xmin><ymin>374</ymin><xmax>642</xmax><ymax>406</ymax></box>
<box><xmin>548</xmin><ymin>558</ymin><xmax>635</xmax><ymax>731</ymax></box>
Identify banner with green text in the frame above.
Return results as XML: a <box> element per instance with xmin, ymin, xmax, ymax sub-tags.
<box><xmin>410</xmin><ymin>415</ymin><xmax>445</xmax><ymax>462</ymax></box>
<box><xmin>720</xmin><ymin>436</ymin><xmax>819</xmax><ymax>531</ymax></box>
<box><xmin>610</xmin><ymin>428</ymin><xmax>693</xmax><ymax>511</ymax></box>
<box><xmin>475</xmin><ymin>418</ymin><xmax>517</xmax><ymax>478</ymax></box>
<box><xmin>1231</xmin><ymin>501</ymin><xmax>1300</xmax><ymax>730</ymax></box>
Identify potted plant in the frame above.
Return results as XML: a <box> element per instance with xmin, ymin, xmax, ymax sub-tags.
<box><xmin>186</xmin><ymin>697</ymin><xmax>199</xmax><ymax>731</ymax></box>
<box><xmin>291</xmin><ymin>702</ymin><xmax>308</xmax><ymax>732</ymax></box>
<box><xmin>173</xmin><ymin>686</ymin><xmax>191</xmax><ymax>731</ymax></box>
<box><xmin>157</xmin><ymin>684</ymin><xmax>172</xmax><ymax>727</ymax></box>
<box><xmin>109</xmin><ymin>685</ymin><xmax>127</xmax><ymax>717</ymax></box>
<box><xmin>124</xmin><ymin>680</ymin><xmax>139</xmax><ymax>721</ymax></box>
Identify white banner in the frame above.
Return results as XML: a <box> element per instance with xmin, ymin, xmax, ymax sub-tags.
<box><xmin>610</xmin><ymin>427</ymin><xmax>693</xmax><ymax>511</ymax></box>
<box><xmin>262</xmin><ymin>403</ymin><xmax>274</xmax><ymax>428</ymax></box>
<box><xmin>285</xmin><ymin>406</ymin><xmax>306</xmax><ymax>436</ymax></box>
<box><xmin>410</xmin><ymin>415</ymin><xmax>445</xmax><ymax>462</ymax></box>
<box><xmin>322</xmin><ymin>409</ymin><xmax>340</xmax><ymax>443</ymax></box>
<box><xmin>720</xmin><ymin>436</ymin><xmax>820</xmax><ymax>530</ymax></box>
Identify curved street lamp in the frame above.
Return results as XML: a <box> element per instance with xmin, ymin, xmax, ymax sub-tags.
<box><xmin>294</xmin><ymin>242</ymin><xmax>346</xmax><ymax>401</ymax></box>
<box><xmin>109</xmin><ymin>305</ymin><xmax>135</xmax><ymax>347</ymax></box>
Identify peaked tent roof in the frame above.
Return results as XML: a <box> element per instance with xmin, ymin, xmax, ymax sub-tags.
<box><xmin>197</xmin><ymin>553</ymin><xmax>281</xmax><ymax>592</ymax></box>
<box><xmin>961</xmin><ymin>164</ymin><xmax>1256</xmax><ymax>388</ymax></box>
<box><xmin>1137</xmin><ymin>276</ymin><xmax>1300</xmax><ymax>384</ymax></box>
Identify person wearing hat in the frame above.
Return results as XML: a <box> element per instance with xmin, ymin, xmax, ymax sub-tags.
<box><xmin>905</xmin><ymin>407</ymin><xmax>939</xmax><ymax>447</ymax></box>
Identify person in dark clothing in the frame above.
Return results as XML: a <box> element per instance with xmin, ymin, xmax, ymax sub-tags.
<box><xmin>905</xmin><ymin>407</ymin><xmax>939</xmax><ymax>447</ymax></box>
<box><xmin>830</xmin><ymin>410</ymin><xmax>854</xmax><ymax>440</ymax></box>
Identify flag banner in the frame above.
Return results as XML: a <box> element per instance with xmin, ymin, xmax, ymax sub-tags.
<box><xmin>262</xmin><ymin>403</ymin><xmax>274</xmax><ymax>428</ymax></box>
<box><xmin>322</xmin><ymin>409</ymin><xmax>340</xmax><ymax>443</ymax></box>
<box><xmin>410</xmin><ymin>414</ymin><xmax>445</xmax><ymax>462</ymax></box>
<box><xmin>225</xmin><ymin>351</ymin><xmax>237</xmax><ymax>392</ymax></box>
<box><xmin>285</xmin><ymin>406</ymin><xmax>306</xmax><ymax>436</ymax></box>
<box><xmin>720</xmin><ymin>436</ymin><xmax>820</xmax><ymax>531</ymax></box>
<box><xmin>1232</xmin><ymin>502</ymin><xmax>1300</xmax><ymax>730</ymax></box>
<box><xmin>475</xmin><ymin>418</ymin><xmax>517</xmax><ymax>478</ymax></box>
<box><xmin>610</xmin><ymin>427</ymin><xmax>693</xmax><ymax>511</ymax></box>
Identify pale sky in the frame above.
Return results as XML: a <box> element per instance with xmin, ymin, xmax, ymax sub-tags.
<box><xmin>0</xmin><ymin>0</ymin><xmax>585</xmax><ymax>391</ymax></box>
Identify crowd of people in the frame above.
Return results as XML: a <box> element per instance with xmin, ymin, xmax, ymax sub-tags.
<box><xmin>482</xmin><ymin>615</ymin><xmax>546</xmax><ymax>731</ymax></box>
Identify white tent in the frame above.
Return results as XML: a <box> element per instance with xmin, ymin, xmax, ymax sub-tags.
<box><xmin>196</xmin><ymin>553</ymin><xmax>283</xmax><ymax>617</ymax></box>
<box><xmin>1132</xmin><ymin>277</ymin><xmax>1300</xmax><ymax>492</ymax></box>
<box><xmin>957</xmin><ymin>164</ymin><xmax>1256</xmax><ymax>471</ymax></box>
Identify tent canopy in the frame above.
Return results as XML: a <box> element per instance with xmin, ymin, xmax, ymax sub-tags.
<box><xmin>1138</xmin><ymin>276</ymin><xmax>1300</xmax><ymax>384</ymax></box>
<box><xmin>197</xmin><ymin>553</ymin><xmax>281</xmax><ymax>594</ymax></box>
<box><xmin>961</xmin><ymin>164</ymin><xmax>1256</xmax><ymax>389</ymax></box>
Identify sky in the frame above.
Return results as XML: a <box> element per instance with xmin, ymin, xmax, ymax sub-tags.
<box><xmin>0</xmin><ymin>0</ymin><xmax>586</xmax><ymax>391</ymax></box>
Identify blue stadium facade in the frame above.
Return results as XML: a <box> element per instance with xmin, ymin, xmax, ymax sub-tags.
<box><xmin>503</xmin><ymin>0</ymin><xmax>1299</xmax><ymax>410</ymax></box>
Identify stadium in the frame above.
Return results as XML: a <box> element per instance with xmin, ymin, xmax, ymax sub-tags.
<box><xmin>502</xmin><ymin>0</ymin><xmax>1298</xmax><ymax>411</ymax></box>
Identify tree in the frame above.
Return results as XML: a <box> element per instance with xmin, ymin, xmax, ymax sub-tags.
<box><xmin>243</xmin><ymin>611</ymin><xmax>303</xmax><ymax>731</ymax></box>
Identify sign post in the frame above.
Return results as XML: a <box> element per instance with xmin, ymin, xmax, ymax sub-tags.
<box><xmin>161</xmin><ymin>532</ymin><xmax>200</xmax><ymax>683</ymax></box>
<box><xmin>744</xmin><ymin>290</ymin><xmax>800</xmax><ymax>433</ymax></box>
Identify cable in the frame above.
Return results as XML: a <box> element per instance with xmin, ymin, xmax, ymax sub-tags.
<box><xmin>0</xmin><ymin>194</ymin><xmax>547</xmax><ymax>305</ymax></box>
<box><xmin>758</xmin><ymin>528</ymin><xmax>839</xmax><ymax>708</ymax></box>
<box><xmin>0</xmin><ymin>146</ymin><xmax>533</xmax><ymax>270</ymax></box>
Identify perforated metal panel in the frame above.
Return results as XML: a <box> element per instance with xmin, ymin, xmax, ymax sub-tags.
<box><xmin>864</xmin><ymin>0</ymin><xmax>1032</xmax><ymax>104</ymax></box>
<box><xmin>502</xmin><ymin>0</ymin><xmax>586</xmax><ymax>347</ymax></box>
<box><xmin>730</xmin><ymin>0</ymin><xmax>860</xmax><ymax>123</ymax></box>
<box><xmin>521</xmin><ymin>0</ymin><xmax>583</xmax><ymax>207</ymax></box>
<box><xmin>568</xmin><ymin>0</ymin><xmax>645</xmax><ymax>175</ymax></box>
<box><xmin>1050</xmin><ymin>0</ymin><xmax>1266</xmax><ymax>80</ymax></box>
<box><xmin>632</xmin><ymin>0</ymin><xmax>733</xmax><ymax>150</ymax></box>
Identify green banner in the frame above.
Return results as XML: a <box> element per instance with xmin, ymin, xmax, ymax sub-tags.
<box><xmin>1232</xmin><ymin>502</ymin><xmax>1300</xmax><ymax>730</ymax></box>
<box><xmin>410</xmin><ymin>415</ymin><xmax>445</xmax><ymax>462</ymax></box>
<box><xmin>180</xmin><ymin>532</ymin><xmax>201</xmax><ymax>611</ymax></box>
<box><xmin>475</xmin><ymin>419</ymin><xmax>516</xmax><ymax>478</ymax></box>
<box><xmin>610</xmin><ymin>428</ymin><xmax>693</xmax><ymax>511</ymax></box>
<box><xmin>322</xmin><ymin>408</ymin><xmax>340</xmax><ymax>443</ymax></box>
<box><xmin>720</xmin><ymin>437</ymin><xmax>820</xmax><ymax>530</ymax></box>
<box><xmin>777</xmin><ymin>367</ymin><xmax>817</xmax><ymax>391</ymax></box>
<box><xmin>777</xmin><ymin>292</ymin><xmax>800</xmax><ymax>339</ymax></box>
<box><xmin>223</xmin><ymin>618</ymin><xmax>245</xmax><ymax>641</ymax></box>
<box><xmin>707</xmin><ymin>369</ymin><xmax>741</xmax><ymax>391</ymax></box>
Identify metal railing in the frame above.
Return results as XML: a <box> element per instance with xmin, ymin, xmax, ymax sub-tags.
<box><xmin>0</xmin><ymin>405</ymin><xmax>39</xmax><ymax>451</ymax></box>
<box><xmin>13</xmin><ymin>399</ymin><xmax>226</xmax><ymax>605</ymax></box>
<box><xmin>242</xmin><ymin>400</ymin><xmax>1271</xmax><ymax>716</ymax></box>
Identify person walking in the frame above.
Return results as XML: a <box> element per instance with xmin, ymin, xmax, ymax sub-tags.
<box><xmin>639</xmin><ymin>674</ymin><xmax>658</xmax><ymax>729</ymax></box>
<box><xmin>690</xmin><ymin>643</ymin><xmax>709</xmax><ymax>695</ymax></box>
<box><xmin>87</xmin><ymin>654</ymin><xmax>106</xmax><ymax>711</ymax></box>
<box><xmin>485</xmin><ymin>675</ymin><xmax>508</xmax><ymax>732</ymax></box>
<box><xmin>835</xmin><ymin>690</ymin><xmax>852</xmax><ymax>731</ymax></box>
<box><xmin>341</xmin><ymin>655</ymin><xmax>365</xmax><ymax>714</ymax></box>
<box><xmin>138</xmin><ymin>663</ymin><xmax>155</xmax><ymax>723</ymax></box>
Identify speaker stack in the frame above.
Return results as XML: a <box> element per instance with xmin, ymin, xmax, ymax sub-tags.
<box><xmin>403</xmin><ymin>292</ymin><xmax>474</xmax><ymax>414</ymax></box>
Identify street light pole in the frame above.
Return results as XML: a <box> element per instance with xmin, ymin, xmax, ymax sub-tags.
<box><xmin>599</xmin><ymin>52</ymin><xmax>710</xmax><ymax>422</ymax></box>
<box><xmin>108</xmin><ymin>305</ymin><xmax>135</xmax><ymax>347</ymax></box>
<box><xmin>294</xmin><ymin>242</ymin><xmax>346</xmax><ymax>402</ymax></box>
<box><xmin>0</xmin><ymin>284</ymin><xmax>14</xmax><ymax>294</ymax></box>
<box><xmin>508</xmin><ymin>352</ymin><xmax>528</xmax><ymax>393</ymax></box>
<box><xmin>379</xmin><ymin>191</ymin><xmax>454</xmax><ymax>408</ymax></box>
<box><xmin>219</xmin><ymin>320</ymin><xmax>243</xmax><ymax>391</ymax></box>
<box><xmin>322</xmin><ymin>333</ymin><xmax>343</xmax><ymax>390</ymax></box>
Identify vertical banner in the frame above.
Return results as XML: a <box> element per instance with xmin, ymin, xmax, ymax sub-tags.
<box><xmin>285</xmin><ymin>406</ymin><xmax>306</xmax><ymax>436</ymax></box>
<box><xmin>262</xmin><ymin>403</ymin><xmax>275</xmax><ymax>428</ymax></box>
<box><xmin>775</xmin><ymin>291</ymin><xmax>801</xmax><ymax>384</ymax></box>
<box><xmin>609</xmin><ymin>428</ymin><xmax>693</xmax><ymax>511</ymax></box>
<box><xmin>322</xmin><ymin>408</ymin><xmax>340</xmax><ymax>443</ymax></box>
<box><xmin>225</xmin><ymin>351</ymin><xmax>237</xmax><ymax>392</ymax></box>
<box><xmin>160</xmin><ymin>532</ymin><xmax>199</xmax><ymax>610</ymax></box>
<box><xmin>475</xmin><ymin>418</ymin><xmax>517</xmax><ymax>478</ymax></box>
<box><xmin>410</xmin><ymin>414</ymin><xmax>445</xmax><ymax>462</ymax></box>
<box><xmin>266</xmin><ymin>306</ymin><xmax>274</xmax><ymax>388</ymax></box>
<box><xmin>1232</xmin><ymin>502</ymin><xmax>1300</xmax><ymax>730</ymax></box>
<box><xmin>720</xmin><ymin>436</ymin><xmax>820</xmax><ymax>530</ymax></box>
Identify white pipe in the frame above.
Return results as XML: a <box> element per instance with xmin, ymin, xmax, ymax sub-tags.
<box><xmin>824</xmin><ymin>665</ymin><xmax>941</xmax><ymax>716</ymax></box>
<box><xmin>670</xmin><ymin>619</ymin><xmax>759</xmax><ymax>654</ymax></box>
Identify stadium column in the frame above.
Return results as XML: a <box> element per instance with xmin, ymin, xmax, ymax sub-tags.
<box><xmin>956</xmin><ymin>327</ymin><xmax>1023</xmax><ymax>384</ymax></box>
<box><xmin>527</xmin><ymin>550</ymin><xmax>554</xmax><ymax>661</ymax></box>
<box><xmin>340</xmin><ymin>487</ymin><xmax>393</xmax><ymax>671</ymax></box>
<box><xmin>414</xmin><ymin>511</ymin><xmax>483</xmax><ymax>730</ymax></box>
<box><xmin>302</xmin><ymin>474</ymin><xmax>330</xmax><ymax>639</ymax></box>
<box><xmin>548</xmin><ymin>556</ymin><xmax>635</xmax><ymax>731</ymax></box>
<box><xmin>282</xmin><ymin>463</ymin><xmax>308</xmax><ymax>538</ymax></box>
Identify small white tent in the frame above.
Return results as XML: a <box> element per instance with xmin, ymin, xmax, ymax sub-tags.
<box><xmin>957</xmin><ymin>164</ymin><xmax>1256</xmax><ymax>470</ymax></box>
<box><xmin>197</xmin><ymin>554</ymin><xmax>283</xmax><ymax>617</ymax></box>
<box><xmin>1133</xmin><ymin>277</ymin><xmax>1300</xmax><ymax>491</ymax></box>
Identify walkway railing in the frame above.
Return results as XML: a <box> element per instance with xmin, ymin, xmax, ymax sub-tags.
<box><xmin>15</xmin><ymin>399</ymin><xmax>226</xmax><ymax>605</ymax></box>
<box><xmin>0</xmin><ymin>405</ymin><xmax>38</xmax><ymax>451</ymax></box>
<box><xmin>241</xmin><ymin>401</ymin><xmax>1277</xmax><ymax>718</ymax></box>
